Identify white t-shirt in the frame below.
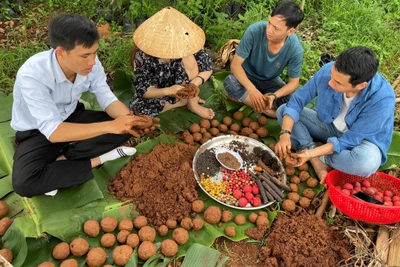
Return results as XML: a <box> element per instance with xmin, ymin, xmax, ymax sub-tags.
<box><xmin>333</xmin><ymin>93</ymin><xmax>354</xmax><ymax>132</ymax></box>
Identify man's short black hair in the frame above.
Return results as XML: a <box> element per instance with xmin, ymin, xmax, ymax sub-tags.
<box><xmin>271</xmin><ymin>0</ymin><xmax>304</xmax><ymax>29</ymax></box>
<box><xmin>49</xmin><ymin>13</ymin><xmax>99</xmax><ymax>52</ymax></box>
<box><xmin>335</xmin><ymin>46</ymin><xmax>379</xmax><ymax>86</ymax></box>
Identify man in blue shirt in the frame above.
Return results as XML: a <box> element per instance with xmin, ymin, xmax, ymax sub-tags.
<box><xmin>275</xmin><ymin>47</ymin><xmax>395</xmax><ymax>184</ymax></box>
<box><xmin>224</xmin><ymin>0</ymin><xmax>304</xmax><ymax>117</ymax></box>
<box><xmin>11</xmin><ymin>14</ymin><xmax>151</xmax><ymax>197</ymax></box>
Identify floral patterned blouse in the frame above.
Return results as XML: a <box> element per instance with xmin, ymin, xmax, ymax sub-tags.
<box><xmin>129</xmin><ymin>49</ymin><xmax>212</xmax><ymax>117</ymax></box>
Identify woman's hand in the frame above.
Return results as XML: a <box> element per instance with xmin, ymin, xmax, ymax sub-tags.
<box><xmin>284</xmin><ymin>151</ymin><xmax>309</xmax><ymax>167</ymax></box>
<box><xmin>249</xmin><ymin>89</ymin><xmax>266</xmax><ymax>113</ymax></box>
<box><xmin>164</xmin><ymin>84</ymin><xmax>185</xmax><ymax>97</ymax></box>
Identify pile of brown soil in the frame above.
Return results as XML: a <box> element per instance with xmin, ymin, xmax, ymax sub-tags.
<box><xmin>262</xmin><ymin>209</ymin><xmax>350</xmax><ymax>266</ymax></box>
<box><xmin>109</xmin><ymin>143</ymin><xmax>199</xmax><ymax>226</ymax></box>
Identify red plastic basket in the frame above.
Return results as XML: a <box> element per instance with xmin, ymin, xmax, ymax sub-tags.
<box><xmin>326</xmin><ymin>170</ymin><xmax>400</xmax><ymax>224</ymax></box>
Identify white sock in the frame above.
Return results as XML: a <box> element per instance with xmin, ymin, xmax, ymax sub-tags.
<box><xmin>44</xmin><ymin>189</ymin><xmax>58</xmax><ymax>196</ymax></box>
<box><xmin>99</xmin><ymin>146</ymin><xmax>137</xmax><ymax>164</ymax></box>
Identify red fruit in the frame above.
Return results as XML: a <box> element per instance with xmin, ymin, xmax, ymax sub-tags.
<box><xmin>394</xmin><ymin>201</ymin><xmax>400</xmax><ymax>206</ymax></box>
<box><xmin>238</xmin><ymin>197</ymin><xmax>248</xmax><ymax>207</ymax></box>
<box><xmin>361</xmin><ymin>187</ymin><xmax>366</xmax><ymax>192</ymax></box>
<box><xmin>392</xmin><ymin>196</ymin><xmax>400</xmax><ymax>202</ymax></box>
<box><xmin>243</xmin><ymin>185</ymin><xmax>252</xmax><ymax>193</ymax></box>
<box><xmin>233</xmin><ymin>189</ymin><xmax>242</xmax><ymax>199</ymax></box>
<box><xmin>251</xmin><ymin>197</ymin><xmax>261</xmax><ymax>207</ymax></box>
<box><xmin>341</xmin><ymin>189</ymin><xmax>351</xmax><ymax>196</ymax></box>
<box><xmin>354</xmin><ymin>187</ymin><xmax>361</xmax><ymax>193</ymax></box>
<box><xmin>376</xmin><ymin>191</ymin><xmax>384</xmax><ymax>197</ymax></box>
<box><xmin>245</xmin><ymin>192</ymin><xmax>254</xmax><ymax>202</ymax></box>
<box><xmin>384</xmin><ymin>191</ymin><xmax>393</xmax><ymax>198</ymax></box>
<box><xmin>252</xmin><ymin>185</ymin><xmax>260</xmax><ymax>195</ymax></box>
<box><xmin>383</xmin><ymin>196</ymin><xmax>392</xmax><ymax>203</ymax></box>
<box><xmin>335</xmin><ymin>186</ymin><xmax>341</xmax><ymax>191</ymax></box>
<box><xmin>342</xmin><ymin>183</ymin><xmax>353</xmax><ymax>190</ymax></box>
<box><xmin>384</xmin><ymin>201</ymin><xmax>393</xmax><ymax>206</ymax></box>
<box><xmin>365</xmin><ymin>188</ymin><xmax>375</xmax><ymax>196</ymax></box>
<box><xmin>351</xmin><ymin>190</ymin><xmax>357</xmax><ymax>195</ymax></box>
<box><xmin>374</xmin><ymin>195</ymin><xmax>383</xmax><ymax>202</ymax></box>
<box><xmin>353</xmin><ymin>181</ymin><xmax>361</xmax><ymax>188</ymax></box>
<box><xmin>361</xmin><ymin>180</ymin><xmax>371</xmax><ymax>188</ymax></box>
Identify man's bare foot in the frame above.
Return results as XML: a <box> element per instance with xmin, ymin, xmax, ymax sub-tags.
<box><xmin>263</xmin><ymin>109</ymin><xmax>277</xmax><ymax>118</ymax></box>
<box><xmin>309</xmin><ymin>157</ymin><xmax>333</xmax><ymax>186</ymax></box>
<box><xmin>188</xmin><ymin>103</ymin><xmax>215</xmax><ymax>119</ymax></box>
<box><xmin>56</xmin><ymin>155</ymin><xmax>66</xmax><ymax>161</ymax></box>
<box><xmin>198</xmin><ymin>98</ymin><xmax>205</xmax><ymax>104</ymax></box>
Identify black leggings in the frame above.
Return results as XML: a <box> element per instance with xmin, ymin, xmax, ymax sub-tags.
<box><xmin>12</xmin><ymin>103</ymin><xmax>131</xmax><ymax>197</ymax></box>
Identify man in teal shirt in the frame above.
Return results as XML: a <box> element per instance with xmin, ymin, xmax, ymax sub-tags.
<box><xmin>224</xmin><ymin>0</ymin><xmax>304</xmax><ymax>117</ymax></box>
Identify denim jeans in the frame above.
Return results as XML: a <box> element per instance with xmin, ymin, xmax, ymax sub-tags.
<box><xmin>277</xmin><ymin>104</ymin><xmax>382</xmax><ymax>177</ymax></box>
<box><xmin>224</xmin><ymin>74</ymin><xmax>290</xmax><ymax>109</ymax></box>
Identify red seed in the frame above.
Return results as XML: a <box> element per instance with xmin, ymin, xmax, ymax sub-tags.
<box><xmin>238</xmin><ymin>197</ymin><xmax>248</xmax><ymax>207</ymax></box>
<box><xmin>361</xmin><ymin>179</ymin><xmax>371</xmax><ymax>188</ymax></box>
<box><xmin>251</xmin><ymin>197</ymin><xmax>261</xmax><ymax>207</ymax></box>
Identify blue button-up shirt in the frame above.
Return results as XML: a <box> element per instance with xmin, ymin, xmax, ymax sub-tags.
<box><xmin>11</xmin><ymin>49</ymin><xmax>117</xmax><ymax>140</ymax></box>
<box><xmin>283</xmin><ymin>62</ymin><xmax>395</xmax><ymax>165</ymax></box>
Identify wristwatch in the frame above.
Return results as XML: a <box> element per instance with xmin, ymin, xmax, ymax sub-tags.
<box><xmin>279</xmin><ymin>129</ymin><xmax>291</xmax><ymax>135</ymax></box>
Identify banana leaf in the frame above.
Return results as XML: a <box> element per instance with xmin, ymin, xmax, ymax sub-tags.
<box><xmin>0</xmin><ymin>92</ymin><xmax>12</xmax><ymax>122</ymax></box>
<box><xmin>379</xmin><ymin>131</ymin><xmax>400</xmax><ymax>170</ymax></box>
<box><xmin>0</xmin><ymin>121</ymin><xmax>16</xmax><ymax>198</ymax></box>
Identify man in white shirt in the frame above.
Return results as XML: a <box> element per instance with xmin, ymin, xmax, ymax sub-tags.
<box><xmin>11</xmin><ymin>14</ymin><xmax>149</xmax><ymax>197</ymax></box>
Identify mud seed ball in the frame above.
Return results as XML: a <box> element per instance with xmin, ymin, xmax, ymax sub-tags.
<box><xmin>138</xmin><ymin>241</ymin><xmax>157</xmax><ymax>261</ymax></box>
<box><xmin>133</xmin><ymin>215</ymin><xmax>148</xmax><ymax>229</ymax></box>
<box><xmin>191</xmin><ymin>200</ymin><xmax>204</xmax><ymax>213</ymax></box>
<box><xmin>83</xmin><ymin>219</ymin><xmax>100</xmax><ymax>237</ymax></box>
<box><xmin>86</xmin><ymin>247</ymin><xmax>106</xmax><ymax>267</ymax></box>
<box><xmin>302</xmin><ymin>189</ymin><xmax>316</xmax><ymax>199</ymax></box>
<box><xmin>222</xmin><ymin>117</ymin><xmax>233</xmax><ymax>127</ymax></box>
<box><xmin>100</xmin><ymin>216</ymin><xmax>118</xmax><ymax>233</ymax></box>
<box><xmin>234</xmin><ymin>214</ymin><xmax>246</xmax><ymax>225</ymax></box>
<box><xmin>221</xmin><ymin>210</ymin><xmax>233</xmax><ymax>223</ymax></box>
<box><xmin>180</xmin><ymin>217</ymin><xmax>193</xmax><ymax>230</ymax></box>
<box><xmin>256</xmin><ymin>215</ymin><xmax>270</xmax><ymax>229</ymax></box>
<box><xmin>189</xmin><ymin>123</ymin><xmax>201</xmax><ymax>133</ymax></box>
<box><xmin>199</xmin><ymin>119</ymin><xmax>211</xmax><ymax>129</ymax></box>
<box><xmin>172</xmin><ymin>228</ymin><xmax>189</xmax><ymax>245</ymax></box>
<box><xmin>282</xmin><ymin>199</ymin><xmax>296</xmax><ymax>212</ymax></box>
<box><xmin>204</xmin><ymin>206</ymin><xmax>221</xmax><ymax>224</ymax></box>
<box><xmin>100</xmin><ymin>233</ymin><xmax>116</xmax><ymax>248</ymax></box>
<box><xmin>299</xmin><ymin>197</ymin><xmax>311</xmax><ymax>208</ymax></box>
<box><xmin>138</xmin><ymin>225</ymin><xmax>156</xmax><ymax>242</ymax></box>
<box><xmin>0</xmin><ymin>248</ymin><xmax>13</xmax><ymax>263</ymax></box>
<box><xmin>166</xmin><ymin>219</ymin><xmax>177</xmax><ymax>229</ymax></box>
<box><xmin>52</xmin><ymin>242</ymin><xmax>70</xmax><ymax>260</ymax></box>
<box><xmin>117</xmin><ymin>229</ymin><xmax>131</xmax><ymax>244</ymax></box>
<box><xmin>287</xmin><ymin>192</ymin><xmax>300</xmax><ymax>203</ymax></box>
<box><xmin>118</xmin><ymin>219</ymin><xmax>134</xmax><ymax>231</ymax></box>
<box><xmin>157</xmin><ymin>225</ymin><xmax>169</xmax><ymax>236</ymax></box>
<box><xmin>113</xmin><ymin>245</ymin><xmax>133</xmax><ymax>266</ymax></box>
<box><xmin>225</xmin><ymin>226</ymin><xmax>236</xmax><ymax>237</ymax></box>
<box><xmin>257</xmin><ymin>116</ymin><xmax>268</xmax><ymax>126</ymax></box>
<box><xmin>60</xmin><ymin>259</ymin><xmax>78</xmax><ymax>267</ymax></box>
<box><xmin>126</xmin><ymin>233</ymin><xmax>140</xmax><ymax>248</ymax></box>
<box><xmin>38</xmin><ymin>262</ymin><xmax>55</xmax><ymax>267</ymax></box>
<box><xmin>192</xmin><ymin>218</ymin><xmax>204</xmax><ymax>230</ymax></box>
<box><xmin>70</xmin><ymin>237</ymin><xmax>89</xmax><ymax>257</ymax></box>
<box><xmin>230</xmin><ymin>123</ymin><xmax>240</xmax><ymax>132</ymax></box>
<box><xmin>160</xmin><ymin>239</ymin><xmax>178</xmax><ymax>257</ymax></box>
<box><xmin>233</xmin><ymin>111</ymin><xmax>244</xmax><ymax>121</ymax></box>
<box><xmin>248</xmin><ymin>213</ymin><xmax>258</xmax><ymax>223</ymax></box>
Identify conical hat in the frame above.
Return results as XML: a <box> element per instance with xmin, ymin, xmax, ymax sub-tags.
<box><xmin>133</xmin><ymin>7</ymin><xmax>205</xmax><ymax>59</ymax></box>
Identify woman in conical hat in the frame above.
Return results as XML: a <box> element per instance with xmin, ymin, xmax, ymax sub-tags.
<box><xmin>129</xmin><ymin>7</ymin><xmax>215</xmax><ymax>119</ymax></box>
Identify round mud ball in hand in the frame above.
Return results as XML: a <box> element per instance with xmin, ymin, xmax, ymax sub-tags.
<box><xmin>298</xmin><ymin>162</ymin><xmax>309</xmax><ymax>171</ymax></box>
<box><xmin>133</xmin><ymin>215</ymin><xmax>148</xmax><ymax>229</ymax></box>
<box><xmin>100</xmin><ymin>233</ymin><xmax>116</xmax><ymax>248</ymax></box>
<box><xmin>299</xmin><ymin>197</ymin><xmax>311</xmax><ymax>208</ymax></box>
<box><xmin>189</xmin><ymin>123</ymin><xmax>201</xmax><ymax>133</ymax></box>
<box><xmin>126</xmin><ymin>233</ymin><xmax>140</xmax><ymax>248</ymax></box>
<box><xmin>282</xmin><ymin>199</ymin><xmax>296</xmax><ymax>212</ymax></box>
<box><xmin>0</xmin><ymin>217</ymin><xmax>12</xmax><ymax>236</ymax></box>
<box><xmin>160</xmin><ymin>239</ymin><xmax>179</xmax><ymax>257</ymax></box>
<box><xmin>287</xmin><ymin>192</ymin><xmax>300</xmax><ymax>203</ymax></box>
<box><xmin>52</xmin><ymin>242</ymin><xmax>70</xmax><ymax>260</ymax></box>
<box><xmin>290</xmin><ymin>176</ymin><xmax>300</xmax><ymax>184</ymax></box>
<box><xmin>138</xmin><ymin>225</ymin><xmax>156</xmax><ymax>242</ymax></box>
<box><xmin>230</xmin><ymin>123</ymin><xmax>240</xmax><ymax>132</ymax></box>
<box><xmin>0</xmin><ymin>248</ymin><xmax>13</xmax><ymax>263</ymax></box>
<box><xmin>0</xmin><ymin>201</ymin><xmax>9</xmax><ymax>218</ymax></box>
<box><xmin>290</xmin><ymin>183</ymin><xmax>298</xmax><ymax>192</ymax></box>
<box><xmin>166</xmin><ymin>219</ymin><xmax>177</xmax><ymax>229</ymax></box>
<box><xmin>118</xmin><ymin>219</ymin><xmax>134</xmax><ymax>232</ymax></box>
<box><xmin>138</xmin><ymin>241</ymin><xmax>157</xmax><ymax>261</ymax></box>
<box><xmin>83</xmin><ymin>219</ymin><xmax>100</xmax><ymax>237</ymax></box>
<box><xmin>60</xmin><ymin>259</ymin><xmax>78</xmax><ymax>267</ymax></box>
<box><xmin>256</xmin><ymin>127</ymin><xmax>269</xmax><ymax>138</ymax></box>
<box><xmin>193</xmin><ymin>132</ymin><xmax>202</xmax><ymax>142</ymax></box>
<box><xmin>204</xmin><ymin>206</ymin><xmax>222</xmax><ymax>224</ymax></box>
<box><xmin>302</xmin><ymin>189</ymin><xmax>316</xmax><ymax>199</ymax></box>
<box><xmin>299</xmin><ymin>171</ymin><xmax>311</xmax><ymax>182</ymax></box>
<box><xmin>249</xmin><ymin>121</ymin><xmax>260</xmax><ymax>131</ymax></box>
<box><xmin>117</xmin><ymin>230</ymin><xmax>131</xmax><ymax>244</ymax></box>
<box><xmin>225</xmin><ymin>226</ymin><xmax>236</xmax><ymax>237</ymax></box>
<box><xmin>172</xmin><ymin>228</ymin><xmax>189</xmax><ymax>245</ymax></box>
<box><xmin>257</xmin><ymin>116</ymin><xmax>268</xmax><ymax>126</ymax></box>
<box><xmin>192</xmin><ymin>218</ymin><xmax>204</xmax><ymax>230</ymax></box>
<box><xmin>256</xmin><ymin>215</ymin><xmax>270</xmax><ymax>229</ymax></box>
<box><xmin>69</xmin><ymin>237</ymin><xmax>89</xmax><ymax>257</ymax></box>
<box><xmin>222</xmin><ymin>117</ymin><xmax>233</xmax><ymax>127</ymax></box>
<box><xmin>306</xmin><ymin>178</ymin><xmax>319</xmax><ymax>188</ymax></box>
<box><xmin>233</xmin><ymin>111</ymin><xmax>244</xmax><ymax>121</ymax></box>
<box><xmin>38</xmin><ymin>262</ymin><xmax>55</xmax><ymax>267</ymax></box>
<box><xmin>199</xmin><ymin>119</ymin><xmax>211</xmax><ymax>129</ymax></box>
<box><xmin>191</xmin><ymin>200</ymin><xmax>204</xmax><ymax>213</ymax></box>
<box><xmin>180</xmin><ymin>217</ymin><xmax>193</xmax><ymax>230</ymax></box>
<box><xmin>211</xmin><ymin>119</ymin><xmax>220</xmax><ymax>127</ymax></box>
<box><xmin>249</xmin><ymin>133</ymin><xmax>259</xmax><ymax>140</ymax></box>
<box><xmin>240</xmin><ymin>127</ymin><xmax>253</xmax><ymax>136</ymax></box>
<box><xmin>234</xmin><ymin>214</ymin><xmax>246</xmax><ymax>225</ymax></box>
<box><xmin>248</xmin><ymin>213</ymin><xmax>258</xmax><ymax>223</ymax></box>
<box><xmin>242</xmin><ymin>117</ymin><xmax>253</xmax><ymax>127</ymax></box>
<box><xmin>221</xmin><ymin>210</ymin><xmax>233</xmax><ymax>223</ymax></box>
<box><xmin>113</xmin><ymin>245</ymin><xmax>133</xmax><ymax>266</ymax></box>
<box><xmin>218</xmin><ymin>124</ymin><xmax>229</xmax><ymax>133</ymax></box>
<box><xmin>157</xmin><ymin>225</ymin><xmax>169</xmax><ymax>236</ymax></box>
<box><xmin>100</xmin><ymin>216</ymin><xmax>118</xmax><ymax>233</ymax></box>
<box><xmin>86</xmin><ymin>247</ymin><xmax>106</xmax><ymax>267</ymax></box>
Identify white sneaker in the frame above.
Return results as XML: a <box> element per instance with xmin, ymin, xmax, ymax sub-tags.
<box><xmin>44</xmin><ymin>189</ymin><xmax>58</xmax><ymax>196</ymax></box>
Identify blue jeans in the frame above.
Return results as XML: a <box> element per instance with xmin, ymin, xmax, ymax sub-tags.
<box><xmin>224</xmin><ymin>74</ymin><xmax>290</xmax><ymax>109</ymax></box>
<box><xmin>277</xmin><ymin>104</ymin><xmax>382</xmax><ymax>177</ymax></box>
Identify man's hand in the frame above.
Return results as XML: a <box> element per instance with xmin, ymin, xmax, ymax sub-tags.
<box><xmin>284</xmin><ymin>151</ymin><xmax>309</xmax><ymax>167</ymax></box>
<box><xmin>274</xmin><ymin>134</ymin><xmax>292</xmax><ymax>160</ymax></box>
<box><xmin>249</xmin><ymin>89</ymin><xmax>266</xmax><ymax>113</ymax></box>
<box><xmin>263</xmin><ymin>94</ymin><xmax>275</xmax><ymax>110</ymax></box>
<box><xmin>109</xmin><ymin>114</ymin><xmax>150</xmax><ymax>137</ymax></box>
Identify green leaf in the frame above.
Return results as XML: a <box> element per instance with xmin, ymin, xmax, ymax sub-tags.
<box><xmin>0</xmin><ymin>93</ymin><xmax>12</xmax><ymax>122</ymax></box>
<box><xmin>0</xmin><ymin>122</ymin><xmax>16</xmax><ymax>198</ymax></box>
<box><xmin>379</xmin><ymin>131</ymin><xmax>400</xmax><ymax>170</ymax></box>
<box><xmin>181</xmin><ymin>243</ymin><xmax>222</xmax><ymax>267</ymax></box>
<box><xmin>113</xmin><ymin>69</ymin><xmax>134</xmax><ymax>107</ymax></box>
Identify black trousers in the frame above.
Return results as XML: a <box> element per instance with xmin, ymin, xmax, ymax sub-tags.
<box><xmin>12</xmin><ymin>103</ymin><xmax>131</xmax><ymax>197</ymax></box>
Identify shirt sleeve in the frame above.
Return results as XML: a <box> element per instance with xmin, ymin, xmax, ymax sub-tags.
<box><xmin>134</xmin><ymin>51</ymin><xmax>159</xmax><ymax>98</ymax></box>
<box><xmin>235</xmin><ymin>24</ymin><xmax>257</xmax><ymax>60</ymax></box>
<box><xmin>89</xmin><ymin>57</ymin><xmax>118</xmax><ymax>110</ymax></box>
<box><xmin>16</xmin><ymin>75</ymin><xmax>63</xmax><ymax>139</ymax></box>
<box><xmin>194</xmin><ymin>49</ymin><xmax>212</xmax><ymax>72</ymax></box>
